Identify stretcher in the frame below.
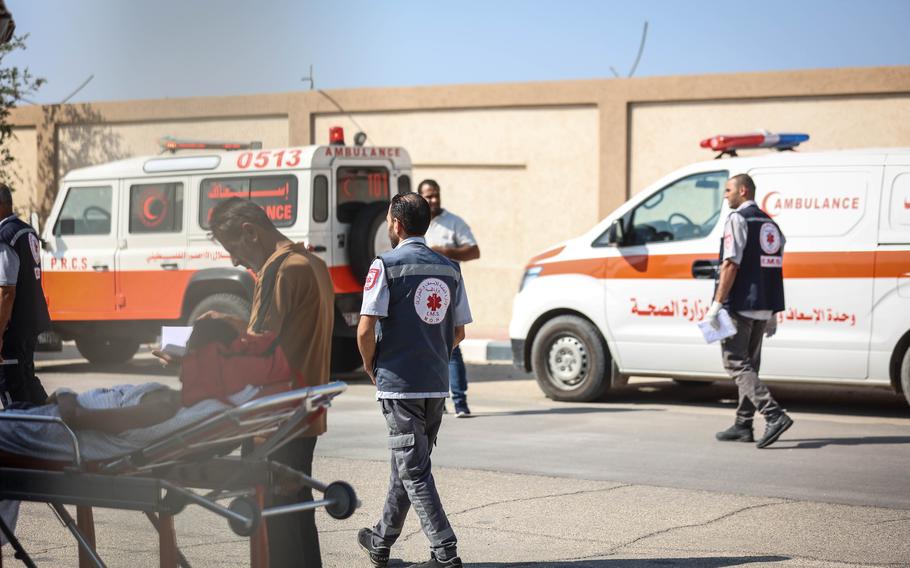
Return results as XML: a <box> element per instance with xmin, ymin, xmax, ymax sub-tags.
<box><xmin>0</xmin><ymin>381</ymin><xmax>357</xmax><ymax>568</ymax></box>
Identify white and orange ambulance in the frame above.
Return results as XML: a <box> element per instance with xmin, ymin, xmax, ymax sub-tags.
<box><xmin>509</xmin><ymin>133</ymin><xmax>910</xmax><ymax>407</ymax></box>
<box><xmin>40</xmin><ymin>127</ymin><xmax>411</xmax><ymax>368</ymax></box>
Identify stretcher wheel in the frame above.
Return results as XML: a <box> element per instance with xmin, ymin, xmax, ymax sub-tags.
<box><xmin>324</xmin><ymin>481</ymin><xmax>358</xmax><ymax>520</ymax></box>
<box><xmin>162</xmin><ymin>490</ymin><xmax>188</xmax><ymax>515</ymax></box>
<box><xmin>228</xmin><ymin>497</ymin><xmax>261</xmax><ymax>537</ymax></box>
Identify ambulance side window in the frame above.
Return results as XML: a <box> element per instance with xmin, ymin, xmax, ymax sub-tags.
<box><xmin>336</xmin><ymin>166</ymin><xmax>390</xmax><ymax>223</ymax></box>
<box><xmin>129</xmin><ymin>183</ymin><xmax>183</xmax><ymax>234</ymax></box>
<box><xmin>398</xmin><ymin>175</ymin><xmax>411</xmax><ymax>194</ymax></box>
<box><xmin>53</xmin><ymin>186</ymin><xmax>113</xmax><ymax>236</ymax></box>
<box><xmin>198</xmin><ymin>175</ymin><xmax>297</xmax><ymax>229</ymax></box>
<box><xmin>313</xmin><ymin>175</ymin><xmax>328</xmax><ymax>223</ymax></box>
<box><xmin>626</xmin><ymin>171</ymin><xmax>727</xmax><ymax>246</ymax></box>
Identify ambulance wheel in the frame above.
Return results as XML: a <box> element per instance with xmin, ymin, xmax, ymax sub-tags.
<box><xmin>900</xmin><ymin>347</ymin><xmax>910</xmax><ymax>409</ymax></box>
<box><xmin>187</xmin><ymin>293</ymin><xmax>251</xmax><ymax>324</ymax></box>
<box><xmin>349</xmin><ymin>201</ymin><xmax>391</xmax><ymax>283</ymax></box>
<box><xmin>75</xmin><ymin>336</ymin><xmax>141</xmax><ymax>365</ymax></box>
<box><xmin>531</xmin><ymin>315</ymin><xmax>610</xmax><ymax>402</ymax></box>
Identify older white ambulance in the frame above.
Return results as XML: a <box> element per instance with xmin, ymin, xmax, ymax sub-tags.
<box><xmin>40</xmin><ymin>128</ymin><xmax>411</xmax><ymax>368</ymax></box>
<box><xmin>510</xmin><ymin>133</ymin><xmax>910</xmax><ymax>407</ymax></box>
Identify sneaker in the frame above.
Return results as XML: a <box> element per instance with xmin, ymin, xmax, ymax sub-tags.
<box><xmin>407</xmin><ymin>554</ymin><xmax>463</xmax><ymax>568</ymax></box>
<box><xmin>357</xmin><ymin>527</ymin><xmax>389</xmax><ymax>568</ymax></box>
<box><xmin>715</xmin><ymin>423</ymin><xmax>754</xmax><ymax>442</ymax></box>
<box><xmin>756</xmin><ymin>413</ymin><xmax>794</xmax><ymax>449</ymax></box>
<box><xmin>454</xmin><ymin>405</ymin><xmax>471</xmax><ymax>418</ymax></box>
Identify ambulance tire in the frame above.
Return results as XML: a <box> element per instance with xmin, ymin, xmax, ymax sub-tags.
<box><xmin>187</xmin><ymin>293</ymin><xmax>252</xmax><ymax>325</ymax></box>
<box><xmin>532</xmin><ymin>315</ymin><xmax>610</xmax><ymax>402</ymax></box>
<box><xmin>349</xmin><ymin>201</ymin><xmax>391</xmax><ymax>283</ymax></box>
<box><xmin>75</xmin><ymin>336</ymin><xmax>141</xmax><ymax>366</ymax></box>
<box><xmin>900</xmin><ymin>346</ymin><xmax>910</xmax><ymax>409</ymax></box>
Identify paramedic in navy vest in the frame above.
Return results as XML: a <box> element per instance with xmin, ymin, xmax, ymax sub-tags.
<box><xmin>0</xmin><ymin>183</ymin><xmax>51</xmax><ymax>408</ymax></box>
<box><xmin>706</xmin><ymin>173</ymin><xmax>793</xmax><ymax>449</ymax></box>
<box><xmin>356</xmin><ymin>192</ymin><xmax>471</xmax><ymax>568</ymax></box>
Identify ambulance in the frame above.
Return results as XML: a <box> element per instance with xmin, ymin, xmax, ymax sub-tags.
<box><xmin>509</xmin><ymin>133</ymin><xmax>910</xmax><ymax>407</ymax></box>
<box><xmin>40</xmin><ymin>127</ymin><xmax>411</xmax><ymax>369</ymax></box>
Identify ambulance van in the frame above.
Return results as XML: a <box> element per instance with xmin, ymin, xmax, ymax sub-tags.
<box><xmin>40</xmin><ymin>128</ymin><xmax>410</xmax><ymax>368</ymax></box>
<box><xmin>509</xmin><ymin>133</ymin><xmax>910</xmax><ymax>407</ymax></box>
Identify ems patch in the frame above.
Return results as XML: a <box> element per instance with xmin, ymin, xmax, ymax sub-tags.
<box><xmin>414</xmin><ymin>278</ymin><xmax>451</xmax><ymax>325</ymax></box>
<box><xmin>761</xmin><ymin>256</ymin><xmax>782</xmax><ymax>268</ymax></box>
<box><xmin>364</xmin><ymin>267</ymin><xmax>380</xmax><ymax>291</ymax></box>
<box><xmin>759</xmin><ymin>223</ymin><xmax>782</xmax><ymax>254</ymax></box>
<box><xmin>28</xmin><ymin>233</ymin><xmax>41</xmax><ymax>264</ymax></box>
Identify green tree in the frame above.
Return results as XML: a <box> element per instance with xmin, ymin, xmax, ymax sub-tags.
<box><xmin>0</xmin><ymin>34</ymin><xmax>44</xmax><ymax>181</ymax></box>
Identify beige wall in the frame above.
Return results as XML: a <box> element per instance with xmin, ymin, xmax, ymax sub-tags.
<box><xmin>57</xmin><ymin>116</ymin><xmax>289</xmax><ymax>180</ymax></box>
<box><xmin>4</xmin><ymin>127</ymin><xmax>38</xmax><ymax>215</ymax></box>
<box><xmin>315</xmin><ymin>107</ymin><xmax>600</xmax><ymax>334</ymax></box>
<box><xmin>629</xmin><ymin>95</ymin><xmax>910</xmax><ymax>196</ymax></box>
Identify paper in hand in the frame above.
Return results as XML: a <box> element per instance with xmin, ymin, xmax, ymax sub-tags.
<box><xmin>160</xmin><ymin>326</ymin><xmax>193</xmax><ymax>358</ymax></box>
<box><xmin>697</xmin><ymin>308</ymin><xmax>737</xmax><ymax>343</ymax></box>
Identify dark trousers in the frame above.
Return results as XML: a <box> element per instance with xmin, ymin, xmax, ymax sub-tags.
<box><xmin>720</xmin><ymin>313</ymin><xmax>783</xmax><ymax>425</ymax></box>
<box><xmin>372</xmin><ymin>398</ymin><xmax>457</xmax><ymax>561</ymax></box>
<box><xmin>448</xmin><ymin>346</ymin><xmax>468</xmax><ymax>409</ymax></box>
<box><xmin>0</xmin><ymin>336</ymin><xmax>47</xmax><ymax>408</ymax></box>
<box><xmin>267</xmin><ymin>436</ymin><xmax>321</xmax><ymax>568</ymax></box>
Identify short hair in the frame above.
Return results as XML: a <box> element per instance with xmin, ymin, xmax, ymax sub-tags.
<box><xmin>417</xmin><ymin>179</ymin><xmax>440</xmax><ymax>194</ymax></box>
<box><xmin>390</xmin><ymin>192</ymin><xmax>431</xmax><ymax>236</ymax></box>
<box><xmin>729</xmin><ymin>173</ymin><xmax>756</xmax><ymax>196</ymax></box>
<box><xmin>209</xmin><ymin>198</ymin><xmax>274</xmax><ymax>239</ymax></box>
<box><xmin>0</xmin><ymin>183</ymin><xmax>13</xmax><ymax>207</ymax></box>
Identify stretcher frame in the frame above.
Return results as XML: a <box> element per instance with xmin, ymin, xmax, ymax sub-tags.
<box><xmin>0</xmin><ymin>381</ymin><xmax>357</xmax><ymax>568</ymax></box>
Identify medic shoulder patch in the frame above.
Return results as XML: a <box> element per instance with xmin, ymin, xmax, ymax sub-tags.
<box><xmin>364</xmin><ymin>267</ymin><xmax>380</xmax><ymax>291</ymax></box>
<box><xmin>414</xmin><ymin>278</ymin><xmax>451</xmax><ymax>325</ymax></box>
<box><xmin>28</xmin><ymin>233</ymin><xmax>41</xmax><ymax>264</ymax></box>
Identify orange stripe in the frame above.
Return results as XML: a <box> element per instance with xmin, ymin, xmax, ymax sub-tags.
<box><xmin>537</xmin><ymin>250</ymin><xmax>910</xmax><ymax>280</ymax></box>
<box><xmin>329</xmin><ymin>265</ymin><xmax>364</xmax><ymax>295</ymax></box>
<box><xmin>527</xmin><ymin>245</ymin><xmax>565</xmax><ymax>265</ymax></box>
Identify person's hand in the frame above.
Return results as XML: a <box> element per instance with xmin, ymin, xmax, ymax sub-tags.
<box><xmin>705</xmin><ymin>301</ymin><xmax>723</xmax><ymax>330</ymax></box>
<box><xmin>765</xmin><ymin>317</ymin><xmax>778</xmax><ymax>338</ymax></box>
<box><xmin>195</xmin><ymin>310</ymin><xmax>247</xmax><ymax>334</ymax></box>
<box><xmin>151</xmin><ymin>349</ymin><xmax>183</xmax><ymax>368</ymax></box>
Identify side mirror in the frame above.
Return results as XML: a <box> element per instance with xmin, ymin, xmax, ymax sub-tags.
<box><xmin>607</xmin><ymin>218</ymin><xmax>625</xmax><ymax>246</ymax></box>
<box><xmin>57</xmin><ymin>218</ymin><xmax>76</xmax><ymax>236</ymax></box>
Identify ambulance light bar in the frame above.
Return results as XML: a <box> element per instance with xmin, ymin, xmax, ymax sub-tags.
<box><xmin>700</xmin><ymin>131</ymin><xmax>809</xmax><ymax>156</ymax></box>
<box><xmin>159</xmin><ymin>136</ymin><xmax>263</xmax><ymax>153</ymax></box>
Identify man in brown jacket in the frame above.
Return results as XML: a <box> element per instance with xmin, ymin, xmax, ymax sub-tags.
<box><xmin>208</xmin><ymin>197</ymin><xmax>334</xmax><ymax>567</ymax></box>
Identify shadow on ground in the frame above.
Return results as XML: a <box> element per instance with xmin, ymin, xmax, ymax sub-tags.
<box><xmin>389</xmin><ymin>556</ymin><xmax>790</xmax><ymax>567</ymax></box>
<box><xmin>768</xmin><ymin>436</ymin><xmax>910</xmax><ymax>449</ymax></box>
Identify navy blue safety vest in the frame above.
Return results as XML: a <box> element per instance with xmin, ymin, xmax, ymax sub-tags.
<box><xmin>0</xmin><ymin>216</ymin><xmax>51</xmax><ymax>342</ymax></box>
<box><xmin>717</xmin><ymin>204</ymin><xmax>786</xmax><ymax>313</ymax></box>
<box><xmin>374</xmin><ymin>240</ymin><xmax>461</xmax><ymax>395</ymax></box>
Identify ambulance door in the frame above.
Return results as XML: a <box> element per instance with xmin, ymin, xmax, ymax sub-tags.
<box><xmin>115</xmin><ymin>178</ymin><xmax>189</xmax><ymax>319</ymax></box>
<box><xmin>603</xmin><ymin>170</ymin><xmax>729</xmax><ymax>376</ymax></box>
<box><xmin>751</xmin><ymin>167</ymin><xmax>879</xmax><ymax>380</ymax></box>
<box><xmin>44</xmin><ymin>184</ymin><xmax>118</xmax><ymax>318</ymax></box>
<box><xmin>308</xmin><ymin>170</ymin><xmax>332</xmax><ymax>265</ymax></box>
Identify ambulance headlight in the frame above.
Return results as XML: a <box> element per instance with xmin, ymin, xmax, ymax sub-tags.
<box><xmin>519</xmin><ymin>266</ymin><xmax>542</xmax><ymax>292</ymax></box>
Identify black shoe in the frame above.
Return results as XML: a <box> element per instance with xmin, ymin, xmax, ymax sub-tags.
<box><xmin>756</xmin><ymin>413</ymin><xmax>793</xmax><ymax>449</ymax></box>
<box><xmin>358</xmin><ymin>527</ymin><xmax>389</xmax><ymax>568</ymax></box>
<box><xmin>715</xmin><ymin>423</ymin><xmax>754</xmax><ymax>442</ymax></box>
<box><xmin>407</xmin><ymin>554</ymin><xmax>463</xmax><ymax>568</ymax></box>
<box><xmin>454</xmin><ymin>404</ymin><xmax>471</xmax><ymax>418</ymax></box>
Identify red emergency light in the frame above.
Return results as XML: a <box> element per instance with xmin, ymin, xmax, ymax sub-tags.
<box><xmin>159</xmin><ymin>137</ymin><xmax>262</xmax><ymax>153</ymax></box>
<box><xmin>329</xmin><ymin>126</ymin><xmax>345</xmax><ymax>146</ymax></box>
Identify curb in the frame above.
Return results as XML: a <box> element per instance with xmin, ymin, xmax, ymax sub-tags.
<box><xmin>459</xmin><ymin>339</ymin><xmax>512</xmax><ymax>363</ymax></box>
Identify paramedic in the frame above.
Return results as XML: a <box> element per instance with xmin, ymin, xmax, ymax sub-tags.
<box><xmin>356</xmin><ymin>192</ymin><xmax>472</xmax><ymax>568</ymax></box>
<box><xmin>707</xmin><ymin>173</ymin><xmax>794</xmax><ymax>449</ymax></box>
<box><xmin>0</xmin><ymin>183</ymin><xmax>51</xmax><ymax>408</ymax></box>
<box><xmin>207</xmin><ymin>198</ymin><xmax>334</xmax><ymax>568</ymax></box>
<box><xmin>418</xmin><ymin>179</ymin><xmax>480</xmax><ymax>418</ymax></box>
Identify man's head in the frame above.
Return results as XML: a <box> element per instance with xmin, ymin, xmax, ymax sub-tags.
<box><xmin>0</xmin><ymin>183</ymin><xmax>14</xmax><ymax>217</ymax></box>
<box><xmin>209</xmin><ymin>198</ymin><xmax>279</xmax><ymax>271</ymax></box>
<box><xmin>724</xmin><ymin>173</ymin><xmax>756</xmax><ymax>209</ymax></box>
<box><xmin>387</xmin><ymin>192</ymin><xmax>431</xmax><ymax>248</ymax></box>
<box><xmin>417</xmin><ymin>179</ymin><xmax>442</xmax><ymax>217</ymax></box>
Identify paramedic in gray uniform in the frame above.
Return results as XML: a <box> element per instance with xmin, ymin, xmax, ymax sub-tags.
<box><xmin>419</xmin><ymin>179</ymin><xmax>480</xmax><ymax>417</ymax></box>
<box><xmin>0</xmin><ymin>183</ymin><xmax>51</xmax><ymax>407</ymax></box>
<box><xmin>356</xmin><ymin>192</ymin><xmax>471</xmax><ymax>568</ymax></box>
<box><xmin>707</xmin><ymin>173</ymin><xmax>793</xmax><ymax>449</ymax></box>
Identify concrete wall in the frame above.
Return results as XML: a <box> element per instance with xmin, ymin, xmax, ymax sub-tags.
<box><xmin>5</xmin><ymin>126</ymin><xmax>38</xmax><ymax>215</ymax></box>
<box><xmin>315</xmin><ymin>107</ymin><xmax>599</xmax><ymax>331</ymax></box>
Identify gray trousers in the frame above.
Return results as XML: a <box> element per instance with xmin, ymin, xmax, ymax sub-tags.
<box><xmin>721</xmin><ymin>312</ymin><xmax>783</xmax><ymax>425</ymax></box>
<box><xmin>372</xmin><ymin>398</ymin><xmax>457</xmax><ymax>560</ymax></box>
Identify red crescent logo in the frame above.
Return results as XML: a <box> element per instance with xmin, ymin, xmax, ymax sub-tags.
<box><xmin>761</xmin><ymin>191</ymin><xmax>781</xmax><ymax>217</ymax></box>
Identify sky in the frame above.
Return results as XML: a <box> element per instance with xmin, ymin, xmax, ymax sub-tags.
<box><xmin>4</xmin><ymin>0</ymin><xmax>910</xmax><ymax>104</ymax></box>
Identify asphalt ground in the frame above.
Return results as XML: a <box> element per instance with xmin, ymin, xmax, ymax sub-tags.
<box><xmin>2</xmin><ymin>346</ymin><xmax>908</xmax><ymax>567</ymax></box>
